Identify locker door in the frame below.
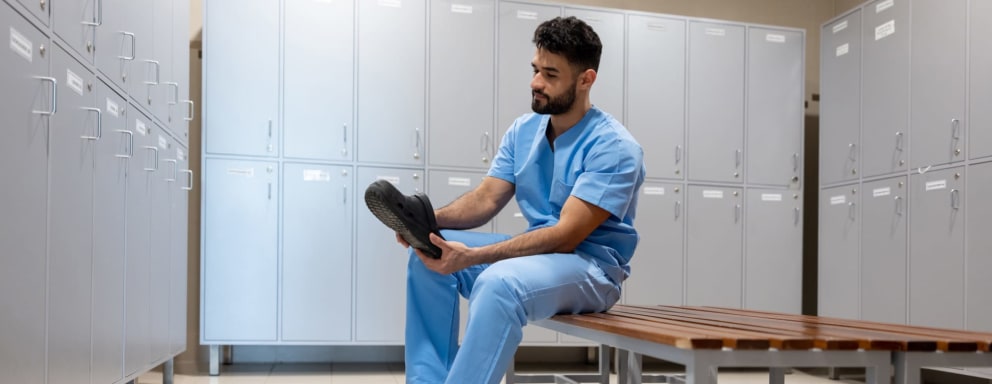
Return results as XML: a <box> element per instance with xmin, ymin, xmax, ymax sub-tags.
<box><xmin>170</xmin><ymin>144</ymin><xmax>190</xmax><ymax>354</ymax></box>
<box><xmin>910</xmin><ymin>0</ymin><xmax>967</xmax><ymax>168</ymax></box>
<box><xmin>820</xmin><ymin>11</ymin><xmax>861</xmax><ymax>185</ymax></box>
<box><xmin>169</xmin><ymin>0</ymin><xmax>192</xmax><ymax>143</ymax></box>
<box><xmin>497</xmin><ymin>2</ymin><xmax>561</xmax><ymax>143</ymax></box>
<box><xmin>124</xmin><ymin>108</ymin><xmax>155</xmax><ymax>376</ymax></box>
<box><xmin>94</xmin><ymin>0</ymin><xmax>135</xmax><ymax>91</ymax></box>
<box><xmin>687</xmin><ymin>22</ymin><xmax>745</xmax><ymax>184</ymax></box>
<box><xmin>970</xmin><ymin>0</ymin><xmax>992</xmax><ymax>160</ymax></box>
<box><xmin>428</xmin><ymin>170</ymin><xmax>491</xmax><ymax>232</ymax></box>
<box><xmin>745</xmin><ymin>189</ymin><xmax>802</xmax><ymax>314</ymax></box>
<box><xmin>204</xmin><ymin>0</ymin><xmax>279</xmax><ymax>157</ymax></box>
<box><xmin>818</xmin><ymin>184</ymin><xmax>859</xmax><ymax>319</ymax></box>
<box><xmin>910</xmin><ymin>167</ymin><xmax>964</xmax><ymax>328</ymax></box>
<box><xmin>92</xmin><ymin>80</ymin><xmax>127</xmax><ymax>384</ymax></box>
<box><xmin>202</xmin><ymin>158</ymin><xmax>279</xmax><ymax>341</ymax></box>
<box><xmin>284</xmin><ymin>0</ymin><xmax>353</xmax><ymax>161</ymax></box>
<box><xmin>14</xmin><ymin>0</ymin><xmax>47</xmax><ymax>26</ymax></box>
<box><xmin>149</xmin><ymin>0</ymin><xmax>173</xmax><ymax>122</ymax></box>
<box><xmin>862</xmin><ymin>0</ymin><xmax>908</xmax><ymax>178</ymax></box>
<box><xmin>282</xmin><ymin>163</ymin><xmax>354</xmax><ymax>342</ymax></box>
<box><xmin>149</xmin><ymin>129</ymin><xmax>174</xmax><ymax>362</ymax></box>
<box><xmin>357</xmin><ymin>0</ymin><xmax>426</xmax><ymax>165</ymax></box>
<box><xmin>565</xmin><ymin>8</ymin><xmax>624</xmax><ymax>122</ymax></box>
<box><xmin>625</xmin><ymin>183</ymin><xmax>684</xmax><ymax>306</ymax></box>
<box><xmin>860</xmin><ymin>176</ymin><xmax>907</xmax><ymax>324</ymax></box>
<box><xmin>626</xmin><ymin>15</ymin><xmax>684</xmax><ymax>180</ymax></box>
<box><xmin>967</xmin><ymin>162</ymin><xmax>992</xmax><ymax>331</ymax></box>
<box><xmin>126</xmin><ymin>0</ymin><xmax>155</xmax><ymax>111</ymax></box>
<box><xmin>686</xmin><ymin>185</ymin><xmax>743</xmax><ymax>307</ymax></box>
<box><xmin>52</xmin><ymin>0</ymin><xmax>96</xmax><ymax>62</ymax></box>
<box><xmin>355</xmin><ymin>167</ymin><xmax>424</xmax><ymax>342</ymax></box>
<box><xmin>747</xmin><ymin>28</ymin><xmax>803</xmax><ymax>187</ymax></box>
<box><xmin>429</xmin><ymin>0</ymin><xmax>495</xmax><ymax>169</ymax></box>
<box><xmin>48</xmin><ymin>45</ymin><xmax>97</xmax><ymax>384</ymax></box>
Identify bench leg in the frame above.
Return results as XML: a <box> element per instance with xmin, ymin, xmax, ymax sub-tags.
<box><xmin>598</xmin><ymin>345</ymin><xmax>610</xmax><ymax>384</ymax></box>
<box><xmin>769</xmin><ymin>367</ymin><xmax>785</xmax><ymax>384</ymax></box>
<box><xmin>894</xmin><ymin>352</ymin><xmax>921</xmax><ymax>384</ymax></box>
<box><xmin>685</xmin><ymin>361</ymin><xmax>717</xmax><ymax>384</ymax></box>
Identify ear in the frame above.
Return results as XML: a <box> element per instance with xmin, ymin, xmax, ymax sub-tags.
<box><xmin>577</xmin><ymin>69</ymin><xmax>597</xmax><ymax>90</ymax></box>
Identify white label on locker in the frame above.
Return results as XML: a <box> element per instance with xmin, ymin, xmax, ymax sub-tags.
<box><xmin>582</xmin><ymin>16</ymin><xmax>603</xmax><ymax>24</ymax></box>
<box><xmin>517</xmin><ymin>10</ymin><xmax>537</xmax><ymax>20</ymax></box>
<box><xmin>177</xmin><ymin>149</ymin><xmax>185</xmax><ymax>161</ymax></box>
<box><xmin>765</xmin><ymin>34</ymin><xmax>786</xmax><ymax>43</ymax></box>
<box><xmin>644</xmin><ymin>187</ymin><xmax>666</xmax><ymax>196</ymax></box>
<box><xmin>106</xmin><ymin>98</ymin><xmax>120</xmax><ymax>117</ymax></box>
<box><xmin>646</xmin><ymin>22</ymin><xmax>667</xmax><ymax>32</ymax></box>
<box><xmin>875</xmin><ymin>0</ymin><xmax>894</xmax><ymax>13</ymax></box>
<box><xmin>836</xmin><ymin>43</ymin><xmax>850</xmax><ymax>57</ymax></box>
<box><xmin>158</xmin><ymin>135</ymin><xmax>168</xmax><ymax>149</ymax></box>
<box><xmin>303</xmin><ymin>169</ymin><xmax>331</xmax><ymax>182</ymax></box>
<box><xmin>378</xmin><ymin>0</ymin><xmax>401</xmax><ymax>8</ymax></box>
<box><xmin>451</xmin><ymin>4</ymin><xmax>472</xmax><ymax>14</ymax></box>
<box><xmin>448</xmin><ymin>177</ymin><xmax>471</xmax><ymax>187</ymax></box>
<box><xmin>873</xmin><ymin>187</ymin><xmax>891</xmax><ymax>197</ymax></box>
<box><xmin>66</xmin><ymin>69</ymin><xmax>85</xmax><ymax>96</ymax></box>
<box><xmin>135</xmin><ymin>119</ymin><xmax>148</xmax><ymax>135</ymax></box>
<box><xmin>513</xmin><ymin>212</ymin><xmax>524</xmax><ymax>218</ymax></box>
<box><xmin>925</xmin><ymin>180</ymin><xmax>947</xmax><ymax>191</ymax></box>
<box><xmin>227</xmin><ymin>168</ymin><xmax>254</xmax><ymax>177</ymax></box>
<box><xmin>705</xmin><ymin>28</ymin><xmax>726</xmax><ymax>37</ymax></box>
<box><xmin>832</xmin><ymin>20</ymin><xmax>848</xmax><ymax>34</ymax></box>
<box><xmin>703</xmin><ymin>190</ymin><xmax>724</xmax><ymax>199</ymax></box>
<box><xmin>875</xmin><ymin>20</ymin><xmax>895</xmax><ymax>41</ymax></box>
<box><xmin>377</xmin><ymin>175</ymin><xmax>401</xmax><ymax>185</ymax></box>
<box><xmin>762</xmin><ymin>193</ymin><xmax>783</xmax><ymax>202</ymax></box>
<box><xmin>9</xmin><ymin>27</ymin><xmax>32</xmax><ymax>63</ymax></box>
<box><xmin>830</xmin><ymin>195</ymin><xmax>846</xmax><ymax>205</ymax></box>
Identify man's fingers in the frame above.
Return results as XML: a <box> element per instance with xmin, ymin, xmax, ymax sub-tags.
<box><xmin>396</xmin><ymin>233</ymin><xmax>410</xmax><ymax>247</ymax></box>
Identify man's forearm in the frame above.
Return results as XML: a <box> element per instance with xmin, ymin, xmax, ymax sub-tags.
<box><xmin>471</xmin><ymin>225</ymin><xmax>572</xmax><ymax>264</ymax></box>
<box><xmin>436</xmin><ymin>189</ymin><xmax>502</xmax><ymax>229</ymax></box>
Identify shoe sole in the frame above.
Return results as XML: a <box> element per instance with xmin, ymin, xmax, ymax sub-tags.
<box><xmin>364</xmin><ymin>180</ymin><xmax>443</xmax><ymax>259</ymax></box>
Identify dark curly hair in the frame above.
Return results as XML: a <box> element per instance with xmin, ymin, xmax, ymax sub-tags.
<box><xmin>532</xmin><ymin>16</ymin><xmax>602</xmax><ymax>74</ymax></box>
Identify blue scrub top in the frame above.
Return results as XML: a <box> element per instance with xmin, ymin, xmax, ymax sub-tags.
<box><xmin>487</xmin><ymin>106</ymin><xmax>646</xmax><ymax>283</ymax></box>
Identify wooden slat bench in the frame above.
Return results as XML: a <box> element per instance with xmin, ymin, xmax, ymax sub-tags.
<box><xmin>505</xmin><ymin>305</ymin><xmax>992</xmax><ymax>384</ymax></box>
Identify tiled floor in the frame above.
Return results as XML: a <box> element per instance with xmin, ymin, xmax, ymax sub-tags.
<box><xmin>136</xmin><ymin>363</ymin><xmax>867</xmax><ymax>384</ymax></box>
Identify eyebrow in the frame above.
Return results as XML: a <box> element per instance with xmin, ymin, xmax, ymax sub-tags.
<box><xmin>531</xmin><ymin>63</ymin><xmax>560</xmax><ymax>74</ymax></box>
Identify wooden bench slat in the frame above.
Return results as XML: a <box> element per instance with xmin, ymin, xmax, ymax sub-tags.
<box><xmin>575</xmin><ymin>312</ymin><xmax>769</xmax><ymax>349</ymax></box>
<box><xmin>595</xmin><ymin>311</ymin><xmax>789</xmax><ymax>350</ymax></box>
<box><xmin>605</xmin><ymin>308</ymin><xmax>818</xmax><ymax>350</ymax></box>
<box><xmin>551</xmin><ymin>313</ymin><xmax>724</xmax><ymax>349</ymax></box>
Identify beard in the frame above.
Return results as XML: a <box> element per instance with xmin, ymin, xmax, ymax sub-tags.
<box><xmin>531</xmin><ymin>81</ymin><xmax>577</xmax><ymax>115</ymax></box>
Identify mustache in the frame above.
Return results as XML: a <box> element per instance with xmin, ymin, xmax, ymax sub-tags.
<box><xmin>532</xmin><ymin>90</ymin><xmax>548</xmax><ymax>98</ymax></box>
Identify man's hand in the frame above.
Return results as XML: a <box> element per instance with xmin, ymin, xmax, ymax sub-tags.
<box><xmin>415</xmin><ymin>233</ymin><xmax>476</xmax><ymax>275</ymax></box>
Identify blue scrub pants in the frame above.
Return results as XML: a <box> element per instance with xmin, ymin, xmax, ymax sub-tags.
<box><xmin>404</xmin><ymin>230</ymin><xmax>622</xmax><ymax>384</ymax></box>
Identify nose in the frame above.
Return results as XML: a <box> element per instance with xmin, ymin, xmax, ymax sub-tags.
<box><xmin>530</xmin><ymin>72</ymin><xmax>545</xmax><ymax>92</ymax></box>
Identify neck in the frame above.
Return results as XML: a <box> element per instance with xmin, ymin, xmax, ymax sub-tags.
<box><xmin>548</xmin><ymin>99</ymin><xmax>592</xmax><ymax>138</ymax></box>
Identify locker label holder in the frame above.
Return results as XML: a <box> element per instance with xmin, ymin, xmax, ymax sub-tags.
<box><xmin>9</xmin><ymin>27</ymin><xmax>32</xmax><ymax>63</ymax></box>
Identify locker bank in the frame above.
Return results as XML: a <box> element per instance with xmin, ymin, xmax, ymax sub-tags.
<box><xmin>1</xmin><ymin>0</ymin><xmax>989</xmax><ymax>382</ymax></box>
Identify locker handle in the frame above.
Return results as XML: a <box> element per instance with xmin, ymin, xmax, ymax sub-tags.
<box><xmin>848</xmin><ymin>201</ymin><xmax>856</xmax><ymax>221</ymax></box>
<box><xmin>164</xmin><ymin>82</ymin><xmax>179</xmax><ymax>105</ymax></box>
<box><xmin>343</xmin><ymin>124</ymin><xmax>348</xmax><ymax>143</ymax></box>
<box><xmin>114</xmin><ymin>130</ymin><xmax>133</xmax><ymax>158</ymax></box>
<box><xmin>674</xmin><ymin>201</ymin><xmax>681</xmax><ymax>219</ymax></box>
<box><xmin>118</xmin><ymin>32</ymin><xmax>135</xmax><ymax>61</ymax></box>
<box><xmin>848</xmin><ymin>143</ymin><xmax>857</xmax><ymax>160</ymax></box>
<box><xmin>414</xmin><ymin>128</ymin><xmax>421</xmax><ymax>159</ymax></box>
<box><xmin>895</xmin><ymin>131</ymin><xmax>904</xmax><ymax>151</ymax></box>
<box><xmin>794</xmin><ymin>207</ymin><xmax>800</xmax><ymax>226</ymax></box>
<box><xmin>951</xmin><ymin>119</ymin><xmax>960</xmax><ymax>140</ymax></box>
<box><xmin>268</xmin><ymin>182</ymin><xmax>272</xmax><ymax>200</ymax></box>
<box><xmin>181</xmin><ymin>170</ymin><xmax>194</xmax><ymax>191</ymax></box>
<box><xmin>142</xmin><ymin>146</ymin><xmax>159</xmax><ymax>171</ymax></box>
<box><xmin>163</xmin><ymin>159</ymin><xmax>177</xmax><ymax>182</ymax></box>
<box><xmin>183</xmin><ymin>100</ymin><xmax>194</xmax><ymax>121</ymax></box>
<box><xmin>81</xmin><ymin>107</ymin><xmax>102</xmax><ymax>140</ymax></box>
<box><xmin>267</xmin><ymin>120</ymin><xmax>273</xmax><ymax>138</ymax></box>
<box><xmin>894</xmin><ymin>195</ymin><xmax>903</xmax><ymax>216</ymax></box>
<box><xmin>735</xmin><ymin>149</ymin><xmax>742</xmax><ymax>168</ymax></box>
<box><xmin>793</xmin><ymin>153</ymin><xmax>799</xmax><ymax>172</ymax></box>
<box><xmin>32</xmin><ymin>76</ymin><xmax>57</xmax><ymax>115</ymax></box>
<box><xmin>734</xmin><ymin>204</ymin><xmax>741</xmax><ymax>223</ymax></box>
<box><xmin>675</xmin><ymin>145</ymin><xmax>682</xmax><ymax>164</ymax></box>
<box><xmin>950</xmin><ymin>189</ymin><xmax>960</xmax><ymax>210</ymax></box>
<box><xmin>143</xmin><ymin>60</ymin><xmax>160</xmax><ymax>85</ymax></box>
<box><xmin>343</xmin><ymin>185</ymin><xmax>347</xmax><ymax>205</ymax></box>
<box><xmin>81</xmin><ymin>0</ymin><xmax>102</xmax><ymax>26</ymax></box>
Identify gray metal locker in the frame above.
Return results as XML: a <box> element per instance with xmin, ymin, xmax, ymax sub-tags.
<box><xmin>125</xmin><ymin>0</ymin><xmax>155</xmax><ymax>109</ymax></box>
<box><xmin>169</xmin><ymin>0</ymin><xmax>193</xmax><ymax>143</ymax></box>
<box><xmin>282</xmin><ymin>163</ymin><xmax>354</xmax><ymax>342</ymax></box>
<box><xmin>861</xmin><ymin>0</ymin><xmax>908</xmax><ymax>178</ymax></box>
<box><xmin>204</xmin><ymin>0</ymin><xmax>279</xmax><ymax>157</ymax></box>
<box><xmin>284</xmin><ymin>0</ymin><xmax>354</xmax><ymax>161</ymax></box>
<box><xmin>565</xmin><ymin>7</ymin><xmax>624</xmax><ymax>122</ymax></box>
<box><xmin>909</xmin><ymin>0</ymin><xmax>967</xmax><ymax>168</ymax></box>
<box><xmin>149</xmin><ymin>130</ymin><xmax>175</xmax><ymax>362</ymax></box>
<box><xmin>818</xmin><ymin>184</ymin><xmax>859</xmax><ymax>319</ymax></box>
<box><xmin>124</xmin><ymin>107</ymin><xmax>155</xmax><ymax>376</ymax></box>
<box><xmin>625</xmin><ymin>183</ymin><xmax>684</xmax><ymax>306</ymax></box>
<box><xmin>686</xmin><ymin>185</ymin><xmax>742</xmax><ymax>307</ymax></box>
<box><xmin>355</xmin><ymin>167</ymin><xmax>424</xmax><ymax>342</ymax></box>
<box><xmin>202</xmin><ymin>158</ymin><xmax>279</xmax><ymax>341</ymax></box>
<box><xmin>429</xmin><ymin>0</ymin><xmax>495</xmax><ymax>169</ymax></box>
<box><xmin>94</xmin><ymin>0</ymin><xmax>135</xmax><ymax>91</ymax></box>
<box><xmin>687</xmin><ymin>22</ymin><xmax>745</xmax><ymax>184</ymax></box>
<box><xmin>428</xmin><ymin>170</ymin><xmax>492</xmax><ymax>232</ymax></box>
<box><xmin>967</xmin><ymin>161</ymin><xmax>992</xmax><ymax>331</ymax></box>
<box><xmin>497</xmin><ymin>1</ymin><xmax>561</xmax><ymax>142</ymax></box>
<box><xmin>820</xmin><ymin>11</ymin><xmax>861</xmax><ymax>185</ymax></box>
<box><xmin>860</xmin><ymin>176</ymin><xmax>907</xmax><ymax>324</ymax></box>
<box><xmin>170</xmin><ymin>144</ymin><xmax>191</xmax><ymax>354</ymax></box>
<box><xmin>52</xmin><ymin>0</ymin><xmax>96</xmax><ymax>62</ymax></box>
<box><xmin>92</xmin><ymin>79</ymin><xmax>128</xmax><ymax>384</ymax></box>
<box><xmin>48</xmin><ymin>44</ymin><xmax>97</xmax><ymax>384</ymax></box>
<box><xmin>149</xmin><ymin>0</ymin><xmax>174</xmax><ymax>123</ymax></box>
<box><xmin>357</xmin><ymin>0</ymin><xmax>426</xmax><ymax>166</ymax></box>
<box><xmin>626</xmin><ymin>15</ymin><xmax>685</xmax><ymax>180</ymax></box>
<box><xmin>747</xmin><ymin>27</ymin><xmax>803</xmax><ymax>187</ymax></box>
<box><xmin>971</xmin><ymin>0</ymin><xmax>992</xmax><ymax>160</ymax></box>
<box><xmin>495</xmin><ymin>199</ymin><xmax>529</xmax><ymax>236</ymax></box>
<box><xmin>909</xmin><ymin>167</ymin><xmax>964</xmax><ymax>329</ymax></box>
<box><xmin>14</xmin><ymin>0</ymin><xmax>47</xmax><ymax>27</ymax></box>
<box><xmin>0</xmin><ymin>6</ymin><xmax>48</xmax><ymax>380</ymax></box>
<box><xmin>745</xmin><ymin>188</ymin><xmax>802</xmax><ymax>314</ymax></box>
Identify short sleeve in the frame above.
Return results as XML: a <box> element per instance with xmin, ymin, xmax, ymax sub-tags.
<box><xmin>487</xmin><ymin>120</ymin><xmax>518</xmax><ymax>184</ymax></box>
<box><xmin>570</xmin><ymin>138</ymin><xmax>644</xmax><ymax>218</ymax></box>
